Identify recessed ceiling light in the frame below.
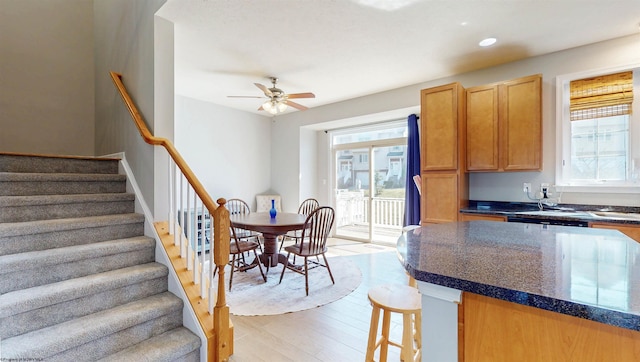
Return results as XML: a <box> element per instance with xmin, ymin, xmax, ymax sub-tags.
<box><xmin>479</xmin><ymin>37</ymin><xmax>497</xmax><ymax>47</ymax></box>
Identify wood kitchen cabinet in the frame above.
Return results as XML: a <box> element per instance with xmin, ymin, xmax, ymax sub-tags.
<box><xmin>420</xmin><ymin>82</ymin><xmax>468</xmax><ymax>224</ymax></box>
<box><xmin>589</xmin><ymin>222</ymin><xmax>640</xmax><ymax>243</ymax></box>
<box><xmin>463</xmin><ymin>292</ymin><xmax>640</xmax><ymax>362</ymax></box>
<box><xmin>466</xmin><ymin>74</ymin><xmax>542</xmax><ymax>172</ymax></box>
<box><xmin>422</xmin><ymin>173</ymin><xmax>459</xmax><ymax>224</ymax></box>
<box><xmin>421</xmin><ymin>83</ymin><xmax>464</xmax><ymax>171</ymax></box>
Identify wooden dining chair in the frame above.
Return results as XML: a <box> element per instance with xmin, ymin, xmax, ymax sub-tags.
<box><xmin>278</xmin><ymin>206</ymin><xmax>335</xmax><ymax>296</ymax></box>
<box><xmin>279</xmin><ymin>198</ymin><xmax>319</xmax><ymax>252</ymax></box>
<box><xmin>214</xmin><ymin>224</ymin><xmax>267</xmax><ymax>290</ymax></box>
<box><xmin>227</xmin><ymin>225</ymin><xmax>267</xmax><ymax>290</ymax></box>
<box><xmin>227</xmin><ymin>198</ymin><xmax>262</xmax><ymax>250</ymax></box>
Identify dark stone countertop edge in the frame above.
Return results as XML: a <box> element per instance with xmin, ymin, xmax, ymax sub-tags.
<box><xmin>404</xmin><ymin>263</ymin><xmax>640</xmax><ymax>332</ymax></box>
<box><xmin>461</xmin><ymin>201</ymin><xmax>640</xmax><ymax>225</ymax></box>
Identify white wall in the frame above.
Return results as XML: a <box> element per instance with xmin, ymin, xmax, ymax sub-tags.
<box><xmin>94</xmin><ymin>0</ymin><xmax>166</xmax><ymax>212</ymax></box>
<box><xmin>299</xmin><ymin>127</ymin><xmax>317</xmax><ymax>208</ymax></box>
<box><xmin>273</xmin><ymin>34</ymin><xmax>640</xmax><ymax>208</ymax></box>
<box><xmin>0</xmin><ymin>0</ymin><xmax>95</xmax><ymax>156</ymax></box>
<box><xmin>175</xmin><ymin>95</ymin><xmax>272</xmax><ymax>211</ymax></box>
<box><xmin>153</xmin><ymin>15</ymin><xmax>174</xmax><ymax>221</ymax></box>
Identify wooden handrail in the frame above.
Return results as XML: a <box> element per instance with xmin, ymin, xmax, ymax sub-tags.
<box><xmin>109</xmin><ymin>71</ymin><xmax>232</xmax><ymax>361</ymax></box>
<box><xmin>109</xmin><ymin>71</ymin><xmax>218</xmax><ymax>215</ymax></box>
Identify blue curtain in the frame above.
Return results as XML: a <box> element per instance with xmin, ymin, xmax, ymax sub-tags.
<box><xmin>403</xmin><ymin>114</ymin><xmax>421</xmax><ymax>226</ymax></box>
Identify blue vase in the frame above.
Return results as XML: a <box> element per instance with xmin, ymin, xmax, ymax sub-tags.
<box><xmin>269</xmin><ymin>199</ymin><xmax>277</xmax><ymax>219</ymax></box>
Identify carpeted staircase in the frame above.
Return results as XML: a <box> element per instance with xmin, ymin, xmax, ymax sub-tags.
<box><xmin>0</xmin><ymin>153</ymin><xmax>201</xmax><ymax>361</ymax></box>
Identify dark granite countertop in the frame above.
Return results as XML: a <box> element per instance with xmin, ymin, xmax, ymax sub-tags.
<box><xmin>398</xmin><ymin>221</ymin><xmax>640</xmax><ymax>331</ymax></box>
<box><xmin>461</xmin><ymin>200</ymin><xmax>640</xmax><ymax>225</ymax></box>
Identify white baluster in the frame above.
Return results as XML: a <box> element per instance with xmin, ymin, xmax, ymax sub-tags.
<box><xmin>168</xmin><ymin>158</ymin><xmax>175</xmax><ymax>236</ymax></box>
<box><xmin>186</xmin><ymin>186</ymin><xmax>193</xmax><ymax>270</ymax></box>
<box><xmin>179</xmin><ymin>176</ymin><xmax>186</xmax><ymax>258</ymax></box>
<box><xmin>200</xmin><ymin>201</ymin><xmax>207</xmax><ymax>297</ymax></box>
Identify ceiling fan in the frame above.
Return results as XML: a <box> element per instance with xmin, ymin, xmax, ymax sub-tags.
<box><xmin>228</xmin><ymin>77</ymin><xmax>315</xmax><ymax>115</ymax></box>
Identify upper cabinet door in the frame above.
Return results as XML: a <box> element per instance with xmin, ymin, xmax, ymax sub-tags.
<box><xmin>466</xmin><ymin>84</ymin><xmax>499</xmax><ymax>171</ymax></box>
<box><xmin>421</xmin><ymin>83</ymin><xmax>464</xmax><ymax>171</ymax></box>
<box><xmin>499</xmin><ymin>74</ymin><xmax>542</xmax><ymax>171</ymax></box>
<box><xmin>465</xmin><ymin>74</ymin><xmax>542</xmax><ymax>172</ymax></box>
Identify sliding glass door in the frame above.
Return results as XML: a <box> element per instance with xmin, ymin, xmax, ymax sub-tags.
<box><xmin>332</xmin><ymin>122</ymin><xmax>407</xmax><ymax>244</ymax></box>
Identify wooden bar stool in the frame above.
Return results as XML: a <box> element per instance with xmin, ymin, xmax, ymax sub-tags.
<box><xmin>366</xmin><ymin>283</ymin><xmax>422</xmax><ymax>362</ymax></box>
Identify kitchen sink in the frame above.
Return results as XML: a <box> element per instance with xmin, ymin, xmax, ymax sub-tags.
<box><xmin>588</xmin><ymin>211</ymin><xmax>640</xmax><ymax>220</ymax></box>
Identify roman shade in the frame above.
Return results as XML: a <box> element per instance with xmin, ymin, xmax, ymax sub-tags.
<box><xmin>570</xmin><ymin>70</ymin><xmax>633</xmax><ymax>121</ymax></box>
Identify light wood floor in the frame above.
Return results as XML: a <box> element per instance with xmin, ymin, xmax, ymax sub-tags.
<box><xmin>229</xmin><ymin>238</ymin><xmax>410</xmax><ymax>361</ymax></box>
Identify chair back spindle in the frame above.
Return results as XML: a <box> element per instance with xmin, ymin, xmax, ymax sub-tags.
<box><xmin>298</xmin><ymin>198</ymin><xmax>320</xmax><ymax>216</ymax></box>
<box><xmin>227</xmin><ymin>198</ymin><xmax>251</xmax><ymax>215</ymax></box>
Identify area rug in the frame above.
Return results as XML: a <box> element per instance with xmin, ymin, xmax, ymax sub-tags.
<box><xmin>219</xmin><ymin>256</ymin><xmax>362</xmax><ymax>316</ymax></box>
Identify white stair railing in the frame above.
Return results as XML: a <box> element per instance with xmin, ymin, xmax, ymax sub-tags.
<box><xmin>171</xmin><ymin>163</ymin><xmax>218</xmax><ymax>311</ymax></box>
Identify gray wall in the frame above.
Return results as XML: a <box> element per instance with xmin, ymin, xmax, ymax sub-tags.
<box><xmin>0</xmin><ymin>0</ymin><xmax>95</xmax><ymax>155</ymax></box>
<box><xmin>274</xmin><ymin>33</ymin><xmax>640</xmax><ymax>208</ymax></box>
<box><xmin>94</xmin><ymin>0</ymin><xmax>167</xmax><ymax>213</ymax></box>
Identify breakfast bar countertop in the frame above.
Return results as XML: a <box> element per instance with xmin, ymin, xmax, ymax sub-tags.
<box><xmin>397</xmin><ymin>221</ymin><xmax>640</xmax><ymax>332</ymax></box>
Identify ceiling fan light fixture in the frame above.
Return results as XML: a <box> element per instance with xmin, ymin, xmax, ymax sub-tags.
<box><xmin>262</xmin><ymin>99</ymin><xmax>287</xmax><ymax>115</ymax></box>
<box><xmin>230</xmin><ymin>77</ymin><xmax>314</xmax><ymax>114</ymax></box>
<box><xmin>262</xmin><ymin>100</ymin><xmax>280</xmax><ymax>115</ymax></box>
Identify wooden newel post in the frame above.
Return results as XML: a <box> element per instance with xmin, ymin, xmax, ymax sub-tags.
<box><xmin>212</xmin><ymin>198</ymin><xmax>232</xmax><ymax>361</ymax></box>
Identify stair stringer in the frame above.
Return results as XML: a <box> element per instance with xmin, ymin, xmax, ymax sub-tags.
<box><xmin>107</xmin><ymin>152</ymin><xmax>207</xmax><ymax>361</ymax></box>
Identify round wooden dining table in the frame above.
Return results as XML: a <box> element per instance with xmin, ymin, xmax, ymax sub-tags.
<box><xmin>229</xmin><ymin>212</ymin><xmax>307</xmax><ymax>268</ymax></box>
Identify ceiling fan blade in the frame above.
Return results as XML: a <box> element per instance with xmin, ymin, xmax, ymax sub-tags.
<box><xmin>286</xmin><ymin>92</ymin><xmax>315</xmax><ymax>99</ymax></box>
<box><xmin>227</xmin><ymin>95</ymin><xmax>264</xmax><ymax>98</ymax></box>
<box><xmin>254</xmin><ymin>83</ymin><xmax>273</xmax><ymax>97</ymax></box>
<box><xmin>284</xmin><ymin>100</ymin><xmax>308</xmax><ymax>111</ymax></box>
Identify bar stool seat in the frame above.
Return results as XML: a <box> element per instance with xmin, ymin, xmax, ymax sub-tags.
<box><xmin>366</xmin><ymin>283</ymin><xmax>422</xmax><ymax>362</ymax></box>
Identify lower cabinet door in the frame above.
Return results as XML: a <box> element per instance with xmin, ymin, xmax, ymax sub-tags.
<box><xmin>422</xmin><ymin>172</ymin><xmax>458</xmax><ymax>224</ymax></box>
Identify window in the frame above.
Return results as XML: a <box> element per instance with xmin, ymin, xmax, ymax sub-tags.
<box><xmin>330</xmin><ymin>120</ymin><xmax>408</xmax><ymax>244</ymax></box>
<box><xmin>557</xmin><ymin>67</ymin><xmax>639</xmax><ymax>192</ymax></box>
<box><xmin>332</xmin><ymin>122</ymin><xmax>407</xmax><ymax>145</ymax></box>
<box><xmin>570</xmin><ymin>116</ymin><xmax>628</xmax><ymax>181</ymax></box>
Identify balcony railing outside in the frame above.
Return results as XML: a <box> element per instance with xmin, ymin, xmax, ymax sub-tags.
<box><xmin>336</xmin><ymin>190</ymin><xmax>405</xmax><ymax>242</ymax></box>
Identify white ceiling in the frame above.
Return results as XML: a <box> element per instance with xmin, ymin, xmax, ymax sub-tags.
<box><xmin>157</xmin><ymin>0</ymin><xmax>640</xmax><ymax>116</ymax></box>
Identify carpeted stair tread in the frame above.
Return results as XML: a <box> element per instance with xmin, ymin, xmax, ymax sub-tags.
<box><xmin>0</xmin><ymin>236</ymin><xmax>154</xmax><ymax>274</ymax></box>
<box><xmin>1</xmin><ymin>292</ymin><xmax>183</xmax><ymax>359</ymax></box>
<box><xmin>0</xmin><ymin>192</ymin><xmax>134</xmax><ymax>207</ymax></box>
<box><xmin>0</xmin><ymin>213</ymin><xmax>144</xmax><ymax>238</ymax></box>
<box><xmin>98</xmin><ymin>327</ymin><xmax>201</xmax><ymax>362</ymax></box>
<box><xmin>0</xmin><ymin>262</ymin><xmax>167</xmax><ymax>318</ymax></box>
<box><xmin>0</xmin><ymin>171</ymin><xmax>126</xmax><ymax>183</ymax></box>
<box><xmin>0</xmin><ymin>153</ymin><xmax>120</xmax><ymax>174</ymax></box>
<box><xmin>0</xmin><ymin>172</ymin><xmax>126</xmax><ymax>196</ymax></box>
<box><xmin>0</xmin><ymin>193</ymin><xmax>135</xmax><ymax>222</ymax></box>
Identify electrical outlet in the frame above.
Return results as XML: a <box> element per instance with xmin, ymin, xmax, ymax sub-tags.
<box><xmin>540</xmin><ymin>183</ymin><xmax>550</xmax><ymax>198</ymax></box>
<box><xmin>523</xmin><ymin>183</ymin><xmax>531</xmax><ymax>193</ymax></box>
